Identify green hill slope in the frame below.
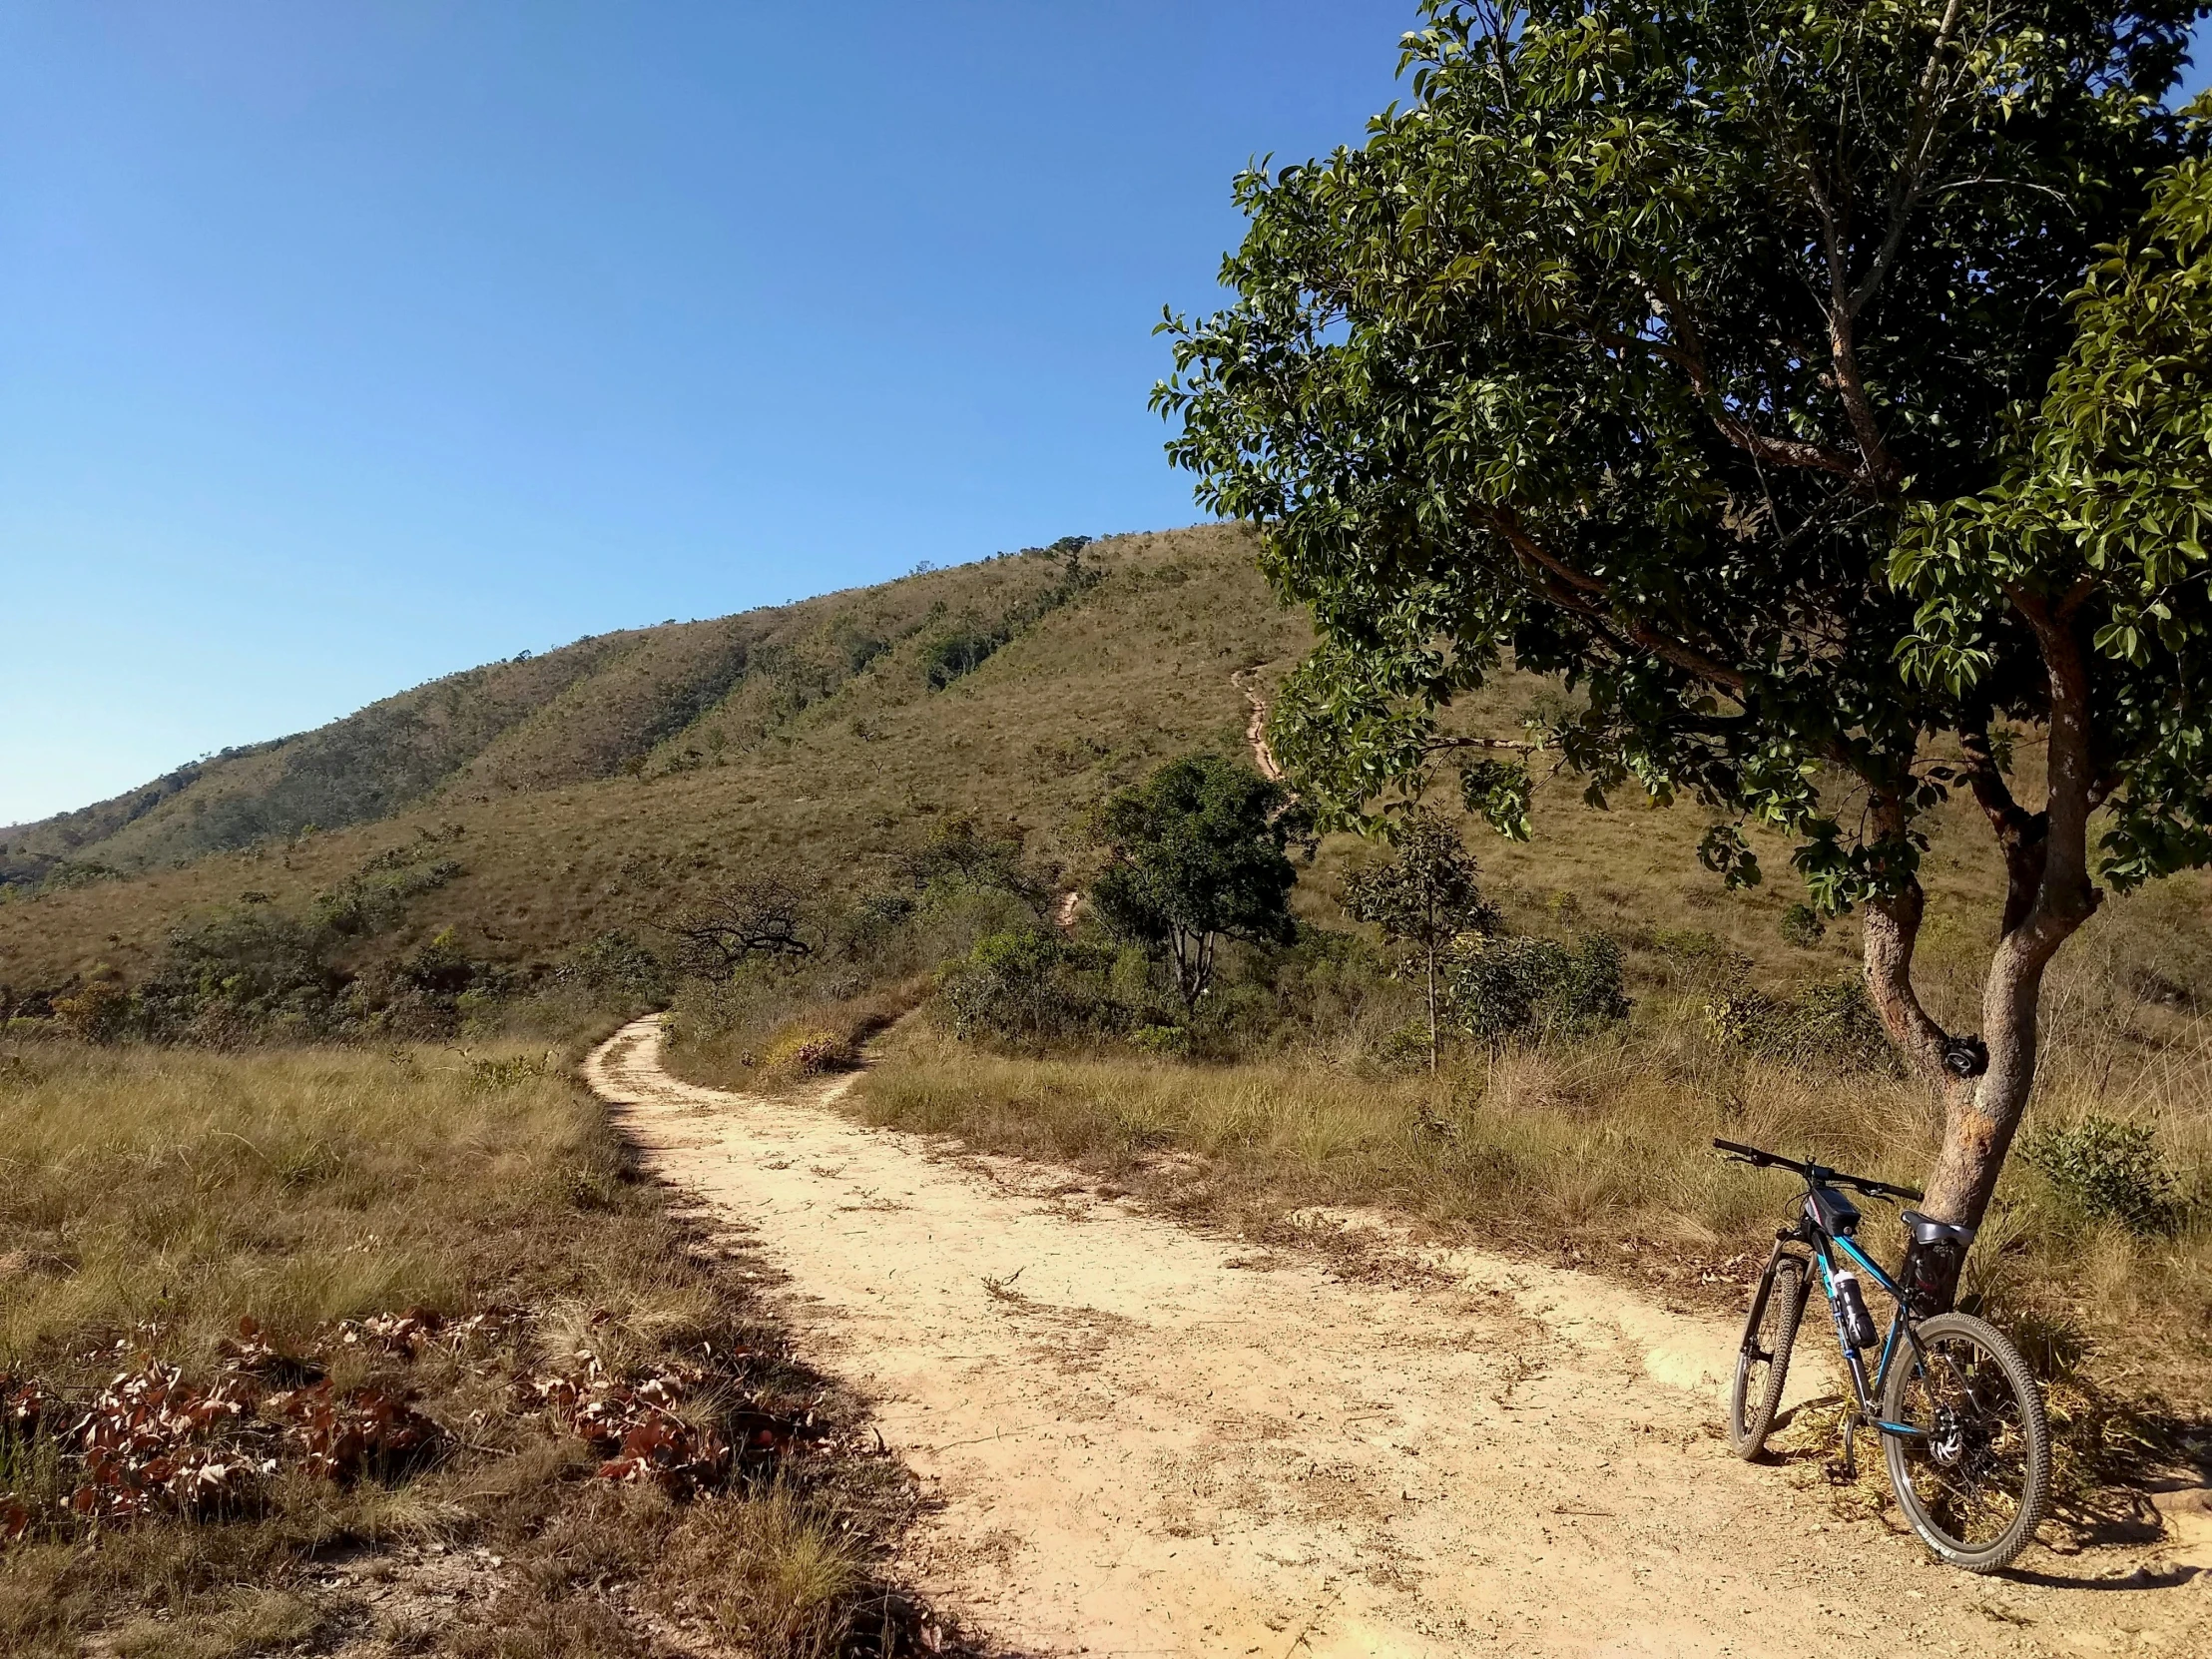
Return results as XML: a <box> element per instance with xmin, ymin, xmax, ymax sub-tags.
<box><xmin>7</xmin><ymin>519</ymin><xmax>2205</xmax><ymax>1036</ymax></box>
<box><xmin>0</xmin><ymin>526</ymin><xmax>1313</xmax><ymax>985</ymax></box>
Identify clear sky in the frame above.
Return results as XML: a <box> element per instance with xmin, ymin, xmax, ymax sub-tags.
<box><xmin>3</xmin><ymin>5</ymin><xmax>2209</xmax><ymax>827</ymax></box>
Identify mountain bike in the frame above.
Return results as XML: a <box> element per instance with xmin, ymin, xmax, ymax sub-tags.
<box><xmin>1714</xmin><ymin>1137</ymin><xmax>2050</xmax><ymax>1572</ymax></box>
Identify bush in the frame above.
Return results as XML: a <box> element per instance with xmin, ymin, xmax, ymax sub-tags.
<box><xmin>556</xmin><ymin>930</ymin><xmax>670</xmax><ymax>1003</ymax></box>
<box><xmin>2023</xmin><ymin>1116</ymin><xmax>2183</xmax><ymax>1235</ymax></box>
<box><xmin>51</xmin><ymin>975</ymin><xmax>131</xmax><ymax>1043</ymax></box>
<box><xmin>1704</xmin><ymin>975</ymin><xmax>1897</xmax><ymax>1073</ymax></box>
<box><xmin>938</xmin><ymin>928</ymin><xmax>1122</xmax><ymax>1045</ymax></box>
<box><xmin>1445</xmin><ymin>933</ymin><xmax>1629</xmax><ymax>1041</ymax></box>
<box><xmin>1779</xmin><ymin>902</ymin><xmax>1827</xmax><ymax>947</ymax></box>
<box><xmin>921</xmin><ymin>624</ymin><xmax>1006</xmax><ymax>689</ymax></box>
<box><xmin>762</xmin><ymin>1027</ymin><xmax>854</xmax><ymax>1077</ymax></box>
<box><xmin>1639</xmin><ymin>927</ymin><xmax>1752</xmax><ymax>988</ymax></box>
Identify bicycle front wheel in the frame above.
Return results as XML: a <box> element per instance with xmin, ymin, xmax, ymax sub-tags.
<box><xmin>1881</xmin><ymin>1312</ymin><xmax>2050</xmax><ymax>1572</ymax></box>
<box><xmin>1727</xmin><ymin>1254</ymin><xmax>1806</xmax><ymax>1458</ymax></box>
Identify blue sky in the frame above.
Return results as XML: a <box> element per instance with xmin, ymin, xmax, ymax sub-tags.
<box><xmin>3</xmin><ymin>5</ymin><xmax>2209</xmax><ymax>827</ymax></box>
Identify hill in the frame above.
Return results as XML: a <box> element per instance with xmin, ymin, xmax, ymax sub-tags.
<box><xmin>0</xmin><ymin>527</ymin><xmax>1298</xmax><ymax>989</ymax></box>
<box><xmin>7</xmin><ymin>519</ymin><xmax>2208</xmax><ymax>1025</ymax></box>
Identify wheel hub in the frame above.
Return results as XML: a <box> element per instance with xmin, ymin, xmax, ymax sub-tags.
<box><xmin>1930</xmin><ymin>1406</ymin><xmax>1969</xmax><ymax>1467</ymax></box>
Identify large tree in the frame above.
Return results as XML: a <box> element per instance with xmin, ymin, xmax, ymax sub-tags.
<box><xmin>1156</xmin><ymin>0</ymin><xmax>2209</xmax><ymax>1230</ymax></box>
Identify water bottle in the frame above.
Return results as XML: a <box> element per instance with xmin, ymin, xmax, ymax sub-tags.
<box><xmin>1833</xmin><ymin>1271</ymin><xmax>1878</xmax><ymax>1349</ymax></box>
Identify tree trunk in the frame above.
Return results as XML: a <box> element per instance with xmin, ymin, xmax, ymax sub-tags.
<box><xmin>1425</xmin><ymin>950</ymin><xmax>1438</xmax><ymax>1074</ymax></box>
<box><xmin>1874</xmin><ymin>599</ymin><xmax>2102</xmax><ymax>1233</ymax></box>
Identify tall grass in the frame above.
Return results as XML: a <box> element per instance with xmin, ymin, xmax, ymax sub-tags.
<box><xmin>0</xmin><ymin>1040</ymin><xmax>920</xmax><ymax>1658</ymax></box>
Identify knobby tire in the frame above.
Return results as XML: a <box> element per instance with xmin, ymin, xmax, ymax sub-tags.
<box><xmin>1728</xmin><ymin>1254</ymin><xmax>1805</xmax><ymax>1458</ymax></box>
<box><xmin>1882</xmin><ymin>1312</ymin><xmax>2051</xmax><ymax>1573</ymax></box>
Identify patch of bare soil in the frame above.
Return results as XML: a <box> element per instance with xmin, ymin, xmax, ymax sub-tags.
<box><xmin>587</xmin><ymin>1016</ymin><xmax>2211</xmax><ymax>1658</ymax></box>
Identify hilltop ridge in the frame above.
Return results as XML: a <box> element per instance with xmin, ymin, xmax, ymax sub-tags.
<box><xmin>0</xmin><ymin>541</ymin><xmax>1100</xmax><ymax>891</ymax></box>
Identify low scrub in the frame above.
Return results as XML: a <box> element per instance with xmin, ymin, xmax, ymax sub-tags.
<box><xmin>1701</xmin><ymin>975</ymin><xmax>1900</xmax><ymax>1074</ymax></box>
<box><xmin>2023</xmin><ymin>1115</ymin><xmax>2188</xmax><ymax>1236</ymax></box>
<box><xmin>1446</xmin><ymin>932</ymin><xmax>1630</xmax><ymax>1041</ymax></box>
<box><xmin>938</xmin><ymin>928</ymin><xmax>1130</xmax><ymax>1046</ymax></box>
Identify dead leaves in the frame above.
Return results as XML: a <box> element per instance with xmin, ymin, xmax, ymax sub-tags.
<box><xmin>3</xmin><ymin>1304</ymin><xmax>813</xmax><ymax>1546</ymax></box>
<box><xmin>266</xmin><ymin>1380</ymin><xmax>441</xmax><ymax>1483</ymax></box>
<box><xmin>527</xmin><ymin>1352</ymin><xmax>733</xmax><ymax>1497</ymax></box>
<box><xmin>526</xmin><ymin>1345</ymin><xmax>823</xmax><ymax>1499</ymax></box>
<box><xmin>0</xmin><ymin>1312</ymin><xmax>475</xmax><ymax>1542</ymax></box>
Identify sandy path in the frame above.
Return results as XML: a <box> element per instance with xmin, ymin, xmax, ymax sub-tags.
<box><xmin>1232</xmin><ymin>668</ymin><xmax>1287</xmax><ymax>784</ymax></box>
<box><xmin>586</xmin><ymin>1017</ymin><xmax>2209</xmax><ymax>1658</ymax></box>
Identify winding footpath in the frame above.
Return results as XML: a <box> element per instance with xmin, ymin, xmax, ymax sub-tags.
<box><xmin>585</xmin><ymin>1017</ymin><xmax>2210</xmax><ymax>1657</ymax></box>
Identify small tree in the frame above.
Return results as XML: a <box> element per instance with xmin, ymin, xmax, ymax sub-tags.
<box><xmin>666</xmin><ymin>875</ymin><xmax>815</xmax><ymax>978</ymax></box>
<box><xmin>1088</xmin><ymin>756</ymin><xmax>1300</xmax><ymax>1014</ymax></box>
<box><xmin>1341</xmin><ymin>813</ymin><xmax>1501</xmax><ymax>1069</ymax></box>
<box><xmin>897</xmin><ymin>814</ymin><xmax>1051</xmax><ymax>915</ymax></box>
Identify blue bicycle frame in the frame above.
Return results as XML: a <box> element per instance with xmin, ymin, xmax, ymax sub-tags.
<box><xmin>1804</xmin><ymin>1221</ymin><xmax>1927</xmax><ymax>1441</ymax></box>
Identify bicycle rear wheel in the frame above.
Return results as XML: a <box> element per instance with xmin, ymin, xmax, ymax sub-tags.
<box><xmin>1882</xmin><ymin>1312</ymin><xmax>2050</xmax><ymax>1572</ymax></box>
<box><xmin>1727</xmin><ymin>1254</ymin><xmax>1806</xmax><ymax>1458</ymax></box>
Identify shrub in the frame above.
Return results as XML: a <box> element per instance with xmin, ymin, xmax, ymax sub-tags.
<box><xmin>51</xmin><ymin>976</ymin><xmax>131</xmax><ymax>1043</ymax></box>
<box><xmin>1704</xmin><ymin>975</ymin><xmax>1897</xmax><ymax>1073</ymax></box>
<box><xmin>137</xmin><ymin>909</ymin><xmax>346</xmax><ymax>1040</ymax></box>
<box><xmin>1640</xmin><ymin>927</ymin><xmax>1752</xmax><ymax>988</ymax></box>
<box><xmin>1445</xmin><ymin>933</ymin><xmax>1629</xmax><ymax>1041</ymax></box>
<box><xmin>1779</xmin><ymin>902</ymin><xmax>1827</xmax><ymax>948</ymax></box>
<box><xmin>2023</xmin><ymin>1116</ymin><xmax>2183</xmax><ymax>1235</ymax></box>
<box><xmin>557</xmin><ymin>929</ymin><xmax>670</xmax><ymax>1002</ymax></box>
<box><xmin>921</xmin><ymin>624</ymin><xmax>1006</xmax><ymax>689</ymax></box>
<box><xmin>938</xmin><ymin>928</ymin><xmax>1121</xmax><ymax>1045</ymax></box>
<box><xmin>763</xmin><ymin>1027</ymin><xmax>853</xmax><ymax>1077</ymax></box>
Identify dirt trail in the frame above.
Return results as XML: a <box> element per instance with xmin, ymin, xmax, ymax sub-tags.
<box><xmin>586</xmin><ymin>1018</ymin><xmax>2209</xmax><ymax>1657</ymax></box>
<box><xmin>1232</xmin><ymin>667</ymin><xmax>1286</xmax><ymax>783</ymax></box>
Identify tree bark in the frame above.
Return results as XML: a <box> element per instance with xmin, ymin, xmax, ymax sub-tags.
<box><xmin>1913</xmin><ymin>601</ymin><xmax>2101</xmax><ymax>1231</ymax></box>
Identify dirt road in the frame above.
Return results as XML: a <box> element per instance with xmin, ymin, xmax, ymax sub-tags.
<box><xmin>585</xmin><ymin>1017</ymin><xmax>2209</xmax><ymax>1657</ymax></box>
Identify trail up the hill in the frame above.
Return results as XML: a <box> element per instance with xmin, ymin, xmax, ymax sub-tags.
<box><xmin>585</xmin><ymin>1017</ymin><xmax>2208</xmax><ymax>1657</ymax></box>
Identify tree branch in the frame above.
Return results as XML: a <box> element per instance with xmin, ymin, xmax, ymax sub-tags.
<box><xmin>1860</xmin><ymin>791</ymin><xmax>1951</xmax><ymax>1081</ymax></box>
<box><xmin>1846</xmin><ymin>0</ymin><xmax>1968</xmax><ymax>317</ymax></box>
<box><xmin>1959</xmin><ymin>718</ymin><xmax>2046</xmax><ymax>938</ymax></box>
<box><xmin>1630</xmin><ymin>291</ymin><xmax>1867</xmax><ymax>479</ymax></box>
<box><xmin>1472</xmin><ymin>506</ymin><xmax>1752</xmax><ymax>693</ymax></box>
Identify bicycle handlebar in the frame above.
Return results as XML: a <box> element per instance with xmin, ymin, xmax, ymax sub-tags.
<box><xmin>1711</xmin><ymin>1138</ymin><xmax>1925</xmax><ymax>1202</ymax></box>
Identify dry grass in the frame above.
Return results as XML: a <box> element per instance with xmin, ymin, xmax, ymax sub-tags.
<box><xmin>667</xmin><ymin>977</ymin><xmax>930</xmax><ymax>1098</ymax></box>
<box><xmin>0</xmin><ymin>1037</ymin><xmax>931</xmax><ymax>1657</ymax></box>
<box><xmin>655</xmin><ymin>1482</ymin><xmax>869</xmax><ymax>1659</ymax></box>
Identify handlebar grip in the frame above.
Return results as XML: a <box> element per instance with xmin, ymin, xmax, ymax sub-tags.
<box><xmin>1711</xmin><ymin>1137</ymin><xmax>1768</xmax><ymax>1163</ymax></box>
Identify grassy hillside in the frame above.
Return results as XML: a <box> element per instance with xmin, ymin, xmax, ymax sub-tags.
<box><xmin>7</xmin><ymin>518</ymin><xmax>2209</xmax><ymax>1023</ymax></box>
<box><xmin>0</xmin><ymin>527</ymin><xmax>1302</xmax><ymax>989</ymax></box>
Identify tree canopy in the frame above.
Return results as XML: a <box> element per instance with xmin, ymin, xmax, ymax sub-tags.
<box><xmin>1089</xmin><ymin>755</ymin><xmax>1300</xmax><ymax>1012</ymax></box>
<box><xmin>1157</xmin><ymin>0</ymin><xmax>2211</xmax><ymax>1226</ymax></box>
